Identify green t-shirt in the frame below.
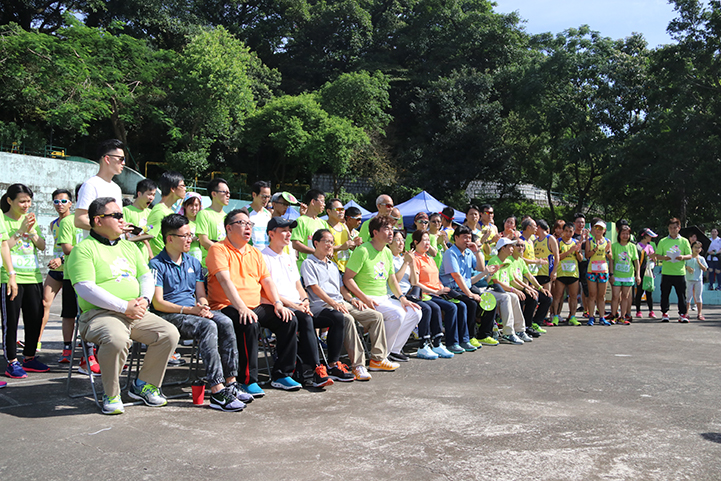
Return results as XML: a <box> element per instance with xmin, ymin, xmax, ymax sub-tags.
<box><xmin>66</xmin><ymin>236</ymin><xmax>149</xmax><ymax>313</ymax></box>
<box><xmin>358</xmin><ymin>220</ymin><xmax>371</xmax><ymax>243</ymax></box>
<box><xmin>1</xmin><ymin>214</ymin><xmax>44</xmax><ymax>284</ymax></box>
<box><xmin>510</xmin><ymin>256</ymin><xmax>531</xmax><ymax>286</ymax></box>
<box><xmin>487</xmin><ymin>255</ymin><xmax>513</xmax><ymax>286</ymax></box>
<box><xmin>123</xmin><ymin>204</ymin><xmax>151</xmax><ymax>254</ymax></box>
<box><xmin>611</xmin><ymin>242</ymin><xmax>638</xmax><ymax>281</ymax></box>
<box><xmin>656</xmin><ymin>235</ymin><xmax>691</xmax><ymax>276</ymax></box>
<box><xmin>58</xmin><ymin>214</ymin><xmax>85</xmax><ymax>248</ymax></box>
<box><xmin>196</xmin><ymin>207</ymin><xmax>227</xmax><ymax>267</ymax></box>
<box><xmin>346</xmin><ymin>241</ymin><xmax>394</xmax><ymax>297</ymax></box>
<box><xmin>0</xmin><ymin>214</ymin><xmax>6</xmax><ymax>241</ymax></box>
<box><xmin>187</xmin><ymin>218</ymin><xmax>203</xmax><ymax>263</ymax></box>
<box><xmin>291</xmin><ymin>215</ymin><xmax>328</xmax><ymax>270</ymax></box>
<box><xmin>146</xmin><ymin>202</ymin><xmax>175</xmax><ymax>257</ymax></box>
<box><xmin>49</xmin><ymin>217</ymin><xmax>65</xmax><ymax>272</ymax></box>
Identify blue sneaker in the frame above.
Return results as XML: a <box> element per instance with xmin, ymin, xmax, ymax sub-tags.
<box><xmin>432</xmin><ymin>345</ymin><xmax>454</xmax><ymax>358</ymax></box>
<box><xmin>587</xmin><ymin>317</ymin><xmax>595</xmax><ymax>326</ymax></box>
<box><xmin>5</xmin><ymin>360</ymin><xmax>27</xmax><ymax>379</ymax></box>
<box><xmin>416</xmin><ymin>344</ymin><xmax>439</xmax><ymax>360</ymax></box>
<box><xmin>600</xmin><ymin>318</ymin><xmax>612</xmax><ymax>326</ymax></box>
<box><xmin>270</xmin><ymin>376</ymin><xmax>302</xmax><ymax>391</ymax></box>
<box><xmin>241</xmin><ymin>382</ymin><xmax>265</xmax><ymax>398</ymax></box>
<box><xmin>447</xmin><ymin>343</ymin><xmax>465</xmax><ymax>354</ymax></box>
<box><xmin>459</xmin><ymin>341</ymin><xmax>478</xmax><ymax>352</ymax></box>
<box><xmin>22</xmin><ymin>357</ymin><xmax>49</xmax><ymax>373</ymax></box>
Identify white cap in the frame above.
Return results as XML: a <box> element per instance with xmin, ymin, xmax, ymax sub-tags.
<box><xmin>495</xmin><ymin>237</ymin><xmax>518</xmax><ymax>250</ymax></box>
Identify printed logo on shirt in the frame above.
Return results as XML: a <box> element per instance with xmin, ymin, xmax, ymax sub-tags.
<box><xmin>110</xmin><ymin>257</ymin><xmax>136</xmax><ymax>282</ymax></box>
<box><xmin>373</xmin><ymin>261</ymin><xmax>388</xmax><ymax>280</ymax></box>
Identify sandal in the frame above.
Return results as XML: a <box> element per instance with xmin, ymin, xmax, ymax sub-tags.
<box><xmin>698</xmin><ymin>315</ymin><xmax>706</xmax><ymax>321</ymax></box>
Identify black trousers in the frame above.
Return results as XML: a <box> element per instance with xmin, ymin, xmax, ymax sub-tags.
<box><xmin>223</xmin><ymin>304</ymin><xmax>298</xmax><ymax>384</ymax></box>
<box><xmin>2</xmin><ymin>283</ymin><xmax>43</xmax><ymax>360</ymax></box>
<box><xmin>660</xmin><ymin>274</ymin><xmax>687</xmax><ymax>316</ymax></box>
<box><xmin>295</xmin><ymin>308</ymin><xmax>345</xmax><ymax>366</ymax></box>
<box><xmin>469</xmin><ymin>286</ymin><xmax>496</xmax><ymax>339</ymax></box>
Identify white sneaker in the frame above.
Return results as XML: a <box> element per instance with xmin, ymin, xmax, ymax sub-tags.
<box><xmin>416</xmin><ymin>344</ymin><xmax>439</xmax><ymax>360</ymax></box>
<box><xmin>516</xmin><ymin>331</ymin><xmax>533</xmax><ymax>342</ymax></box>
<box><xmin>500</xmin><ymin>333</ymin><xmax>524</xmax><ymax>345</ymax></box>
<box><xmin>352</xmin><ymin>365</ymin><xmax>372</xmax><ymax>381</ymax></box>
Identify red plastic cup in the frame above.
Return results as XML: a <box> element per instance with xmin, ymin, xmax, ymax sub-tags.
<box><xmin>191</xmin><ymin>380</ymin><xmax>205</xmax><ymax>405</ymax></box>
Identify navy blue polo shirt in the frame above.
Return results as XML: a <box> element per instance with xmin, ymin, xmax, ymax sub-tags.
<box><xmin>149</xmin><ymin>249</ymin><xmax>203</xmax><ymax>308</ymax></box>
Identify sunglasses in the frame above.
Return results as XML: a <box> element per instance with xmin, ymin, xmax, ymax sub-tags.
<box><xmin>53</xmin><ymin>199</ymin><xmax>70</xmax><ymax>205</ymax></box>
<box><xmin>97</xmin><ymin>212</ymin><xmax>123</xmax><ymax>220</ymax></box>
<box><xmin>383</xmin><ymin>203</ymin><xmax>394</xmax><ymax>209</ymax></box>
<box><xmin>333</xmin><ymin>207</ymin><xmax>345</xmax><ymax>212</ymax></box>
<box><xmin>417</xmin><ymin>220</ymin><xmax>429</xmax><ymax>225</ymax></box>
<box><xmin>348</xmin><ymin>216</ymin><xmax>361</xmax><ymax>221</ymax></box>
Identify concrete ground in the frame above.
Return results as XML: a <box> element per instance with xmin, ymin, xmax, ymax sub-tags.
<box><xmin>2</xmin><ymin>299</ymin><xmax>721</xmax><ymax>480</ymax></box>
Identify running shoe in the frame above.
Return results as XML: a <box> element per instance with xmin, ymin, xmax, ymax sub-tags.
<box><xmin>679</xmin><ymin>315</ymin><xmax>690</xmax><ymax>323</ymax></box>
<box><xmin>58</xmin><ymin>349</ymin><xmax>72</xmax><ymax>364</ymax></box>
<box><xmin>459</xmin><ymin>341</ymin><xmax>477</xmax><ymax>352</ymax></box>
<box><xmin>388</xmin><ymin>351</ymin><xmax>409</xmax><ymax>363</ymax></box>
<box><xmin>22</xmin><ymin>357</ymin><xmax>49</xmax><ymax>373</ymax></box>
<box><xmin>468</xmin><ymin>338</ymin><xmax>482</xmax><ymax>348</ymax></box>
<box><xmin>416</xmin><ymin>344</ymin><xmax>439</xmax><ymax>360</ymax></box>
<box><xmin>516</xmin><ymin>331</ymin><xmax>533</xmax><ymax>342</ymax></box>
<box><xmin>102</xmin><ymin>395</ymin><xmax>125</xmax><ymax>415</ymax></box>
<box><xmin>327</xmin><ymin>361</ymin><xmax>355</xmax><ymax>382</ymax></box>
<box><xmin>432</xmin><ymin>345</ymin><xmax>455</xmax><ymax>358</ymax></box>
<box><xmin>311</xmin><ymin>365</ymin><xmax>334</xmax><ymax>388</ymax></box>
<box><xmin>352</xmin><ymin>365</ymin><xmax>372</xmax><ymax>381</ymax></box>
<box><xmin>618</xmin><ymin>317</ymin><xmax>631</xmax><ymax>325</ymax></box>
<box><xmin>227</xmin><ymin>382</ymin><xmax>255</xmax><ymax>403</ymax></box>
<box><xmin>525</xmin><ymin>327</ymin><xmax>541</xmax><ymax>338</ymax></box>
<box><xmin>649</xmin><ymin>311</ymin><xmax>657</xmax><ymax>319</ymax></box>
<box><xmin>532</xmin><ymin>323</ymin><xmax>547</xmax><ymax>334</ymax></box>
<box><xmin>568</xmin><ymin>316</ymin><xmax>581</xmax><ymax>326</ymax></box>
<box><xmin>271</xmin><ymin>376</ymin><xmax>302</xmax><ymax>391</ymax></box>
<box><xmin>5</xmin><ymin>361</ymin><xmax>26</xmax><ymax>379</ymax></box>
<box><xmin>552</xmin><ymin>315</ymin><xmax>560</xmax><ymax>326</ymax></box>
<box><xmin>78</xmin><ymin>355</ymin><xmax>101</xmax><ymax>375</ymax></box>
<box><xmin>168</xmin><ymin>351</ymin><xmax>186</xmax><ymax>366</ymax></box>
<box><xmin>368</xmin><ymin>358</ymin><xmax>400</xmax><ymax>371</ymax></box>
<box><xmin>477</xmin><ymin>336</ymin><xmax>499</xmax><ymax>346</ymax></box>
<box><xmin>240</xmin><ymin>382</ymin><xmax>265</xmax><ymax>398</ymax></box>
<box><xmin>128</xmin><ymin>381</ymin><xmax>167</xmax><ymax>407</ymax></box>
<box><xmin>0</xmin><ymin>380</ymin><xmax>6</xmax><ymax>389</ymax></box>
<box><xmin>447</xmin><ymin>343</ymin><xmax>465</xmax><ymax>354</ymax></box>
<box><xmin>635</xmin><ymin>311</ymin><xmax>642</xmax><ymax>318</ymax></box>
<box><xmin>209</xmin><ymin>387</ymin><xmax>245</xmax><ymax>412</ymax></box>
<box><xmin>542</xmin><ymin>319</ymin><xmax>555</xmax><ymax>327</ymax></box>
<box><xmin>587</xmin><ymin>317</ymin><xmax>595</xmax><ymax>326</ymax></box>
<box><xmin>499</xmin><ymin>333</ymin><xmax>524</xmax><ymax>345</ymax></box>
<box><xmin>600</xmin><ymin>318</ymin><xmax>612</xmax><ymax>326</ymax></box>
<box><xmin>661</xmin><ymin>313</ymin><xmax>670</xmax><ymax>322</ymax></box>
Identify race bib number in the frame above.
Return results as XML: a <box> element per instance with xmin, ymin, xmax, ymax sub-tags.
<box><xmin>561</xmin><ymin>260</ymin><xmax>577</xmax><ymax>274</ymax></box>
<box><xmin>616</xmin><ymin>263</ymin><xmax>631</xmax><ymax>273</ymax></box>
<box><xmin>12</xmin><ymin>253</ymin><xmax>40</xmax><ymax>271</ymax></box>
<box><xmin>590</xmin><ymin>260</ymin><xmax>608</xmax><ymax>273</ymax></box>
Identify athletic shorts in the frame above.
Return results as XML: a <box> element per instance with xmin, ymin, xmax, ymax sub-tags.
<box><xmin>47</xmin><ymin>270</ymin><xmax>64</xmax><ymax>282</ymax></box>
<box><xmin>587</xmin><ymin>272</ymin><xmax>609</xmax><ymax>283</ymax></box>
<box><xmin>557</xmin><ymin>276</ymin><xmax>578</xmax><ymax>286</ymax></box>
<box><xmin>535</xmin><ymin>275</ymin><xmax>551</xmax><ymax>285</ymax></box>
<box><xmin>612</xmin><ymin>280</ymin><xmax>634</xmax><ymax>287</ymax></box>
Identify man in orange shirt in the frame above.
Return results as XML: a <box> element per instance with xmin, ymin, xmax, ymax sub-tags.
<box><xmin>206</xmin><ymin>208</ymin><xmax>299</xmax><ymax>398</ymax></box>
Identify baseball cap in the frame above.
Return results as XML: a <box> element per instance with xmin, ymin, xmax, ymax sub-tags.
<box><xmin>267</xmin><ymin>216</ymin><xmax>298</xmax><ymax>232</ymax></box>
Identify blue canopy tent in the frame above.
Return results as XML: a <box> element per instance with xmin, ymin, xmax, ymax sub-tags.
<box><xmin>393</xmin><ymin>191</ymin><xmax>466</xmax><ymax>229</ymax></box>
<box><xmin>345</xmin><ymin>199</ymin><xmax>373</xmax><ymax>220</ymax></box>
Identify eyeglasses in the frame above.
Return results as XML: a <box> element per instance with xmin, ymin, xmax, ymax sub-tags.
<box><xmin>106</xmin><ymin>154</ymin><xmax>125</xmax><ymax>162</ymax></box>
<box><xmin>228</xmin><ymin>220</ymin><xmax>254</xmax><ymax>228</ymax></box>
<box><xmin>214</xmin><ymin>190</ymin><xmax>231</xmax><ymax>196</ymax></box>
<box><xmin>53</xmin><ymin>199</ymin><xmax>70</xmax><ymax>205</ymax></box>
<box><xmin>320</xmin><ymin>238</ymin><xmax>335</xmax><ymax>244</ymax></box>
<box><xmin>259</xmin><ymin>194</ymin><xmax>271</xmax><ymax>199</ymax></box>
<box><xmin>169</xmin><ymin>233</ymin><xmax>193</xmax><ymax>240</ymax></box>
<box><xmin>97</xmin><ymin>212</ymin><xmax>123</xmax><ymax>220</ymax></box>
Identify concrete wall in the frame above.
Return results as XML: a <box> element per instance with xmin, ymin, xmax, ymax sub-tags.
<box><xmin>0</xmin><ymin>152</ymin><xmax>145</xmax><ymax>271</ymax></box>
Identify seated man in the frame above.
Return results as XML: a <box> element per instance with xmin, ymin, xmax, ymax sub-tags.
<box><xmin>66</xmin><ymin>197</ymin><xmax>180</xmax><ymax>415</ymax></box>
<box><xmin>440</xmin><ymin>224</ymin><xmax>499</xmax><ymax>348</ymax></box>
<box><xmin>303</xmin><ymin>229</ymin><xmax>387</xmax><ymax>381</ymax></box>
<box><xmin>510</xmin><ymin>239</ymin><xmax>553</xmax><ymax>338</ymax></box>
<box><xmin>149</xmin><ymin>214</ymin><xmax>252</xmax><ymax>412</ymax></box>
<box><xmin>344</xmin><ymin>215</ymin><xmax>420</xmax><ymax>367</ymax></box>
<box><xmin>262</xmin><ymin>217</ymin><xmax>347</xmax><ymax>387</ymax></box>
<box><xmin>486</xmin><ymin>238</ymin><xmax>531</xmax><ymax>344</ymax></box>
<box><xmin>206</xmin><ymin>208</ymin><xmax>299</xmax><ymax>397</ymax></box>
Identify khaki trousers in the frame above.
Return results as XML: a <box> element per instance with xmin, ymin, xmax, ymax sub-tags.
<box><xmin>79</xmin><ymin>309</ymin><xmax>180</xmax><ymax>398</ymax></box>
<box><xmin>337</xmin><ymin>301</ymin><xmax>387</xmax><ymax>367</ymax></box>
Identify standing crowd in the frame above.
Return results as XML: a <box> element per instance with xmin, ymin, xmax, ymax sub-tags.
<box><xmin>0</xmin><ymin>139</ymin><xmax>709</xmax><ymax>413</ymax></box>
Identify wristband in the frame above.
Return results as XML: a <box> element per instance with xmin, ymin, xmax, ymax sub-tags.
<box><xmin>8</xmin><ymin>271</ymin><xmax>16</xmax><ymax>276</ymax></box>
<box><xmin>180</xmin><ymin>306</ymin><xmax>184</xmax><ymax>314</ymax></box>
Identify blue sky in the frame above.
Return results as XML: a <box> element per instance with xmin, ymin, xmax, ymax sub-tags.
<box><xmin>493</xmin><ymin>0</ymin><xmax>680</xmax><ymax>48</ymax></box>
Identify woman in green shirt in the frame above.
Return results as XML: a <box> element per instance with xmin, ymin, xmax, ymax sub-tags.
<box><xmin>179</xmin><ymin>192</ymin><xmax>203</xmax><ymax>262</ymax></box>
<box><xmin>1</xmin><ymin>184</ymin><xmax>49</xmax><ymax>378</ymax></box>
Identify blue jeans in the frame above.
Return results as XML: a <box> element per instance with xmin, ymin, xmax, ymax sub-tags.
<box><xmin>159</xmin><ymin>310</ymin><xmax>238</xmax><ymax>387</ymax></box>
<box><xmin>428</xmin><ymin>295</ymin><xmax>465</xmax><ymax>345</ymax></box>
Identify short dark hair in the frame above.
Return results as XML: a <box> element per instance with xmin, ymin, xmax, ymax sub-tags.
<box><xmin>304</xmin><ymin>189</ymin><xmax>324</xmax><ymax>205</ymax></box>
<box><xmin>454</xmin><ymin>224</ymin><xmax>472</xmax><ymax>237</ymax></box>
<box><xmin>564</xmin><ymin>220</ymin><xmax>575</xmax><ymax>229</ymax></box>
<box><xmin>52</xmin><ymin>188</ymin><xmax>72</xmax><ymax>202</ymax></box>
<box><xmin>136</xmin><ymin>179</ymin><xmax>157</xmax><ymax>197</ymax></box>
<box><xmin>537</xmin><ymin>219</ymin><xmax>549</xmax><ymax>231</ymax></box>
<box><xmin>669</xmin><ymin>217</ymin><xmax>681</xmax><ymax>227</ymax></box>
<box><xmin>208</xmin><ymin>177</ymin><xmax>229</xmax><ymax>196</ymax></box>
<box><xmin>97</xmin><ymin>139</ymin><xmax>124</xmax><ymax>160</ymax></box>
<box><xmin>1</xmin><ymin>184</ymin><xmax>33</xmax><ymax>213</ymax></box>
<box><xmin>616</xmin><ymin>224</ymin><xmax>631</xmax><ymax>243</ymax></box>
<box><xmin>158</xmin><ymin>171</ymin><xmax>184</xmax><ymax>197</ymax></box>
<box><xmin>467</xmin><ymin>204</ymin><xmax>481</xmax><ymax>214</ymax></box>
<box><xmin>251</xmin><ymin>180</ymin><xmax>271</xmax><ymax>195</ymax></box>
<box><xmin>368</xmin><ymin>215</ymin><xmax>394</xmax><ymax>239</ymax></box>
<box><xmin>75</xmin><ymin>183</ymin><xmax>83</xmax><ymax>200</ymax></box>
<box><xmin>480</xmin><ymin>204</ymin><xmax>493</xmax><ymax>213</ymax></box>
<box><xmin>312</xmin><ymin>228</ymin><xmax>333</xmax><ymax>247</ymax></box>
<box><xmin>345</xmin><ymin>206</ymin><xmax>361</xmax><ymax>218</ymax></box>
<box><xmin>441</xmin><ymin>206</ymin><xmax>454</xmax><ymax>218</ymax></box>
<box><xmin>574</xmin><ymin>212</ymin><xmax>585</xmax><ymax>222</ymax></box>
<box><xmin>161</xmin><ymin>214</ymin><xmax>189</xmax><ymax>243</ymax></box>
<box><xmin>429</xmin><ymin>212</ymin><xmax>441</xmax><ymax>222</ymax></box>
<box><xmin>326</xmin><ymin>198</ymin><xmax>342</xmax><ymax>210</ymax></box>
<box><xmin>224</xmin><ymin>207</ymin><xmax>250</xmax><ymax>227</ymax></box>
<box><xmin>411</xmin><ymin>229</ymin><xmax>429</xmax><ymax>247</ymax></box>
<box><xmin>88</xmin><ymin>197</ymin><xmax>116</xmax><ymax>227</ymax></box>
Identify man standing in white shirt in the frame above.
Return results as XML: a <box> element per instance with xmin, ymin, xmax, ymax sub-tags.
<box><xmin>75</xmin><ymin>139</ymin><xmax>126</xmax><ymax>231</ymax></box>
<box><xmin>248</xmin><ymin>181</ymin><xmax>273</xmax><ymax>250</ymax></box>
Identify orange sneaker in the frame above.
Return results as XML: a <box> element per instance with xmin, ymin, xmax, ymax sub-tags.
<box><xmin>368</xmin><ymin>358</ymin><xmax>400</xmax><ymax>371</ymax></box>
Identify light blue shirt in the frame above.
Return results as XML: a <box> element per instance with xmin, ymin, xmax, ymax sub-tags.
<box><xmin>440</xmin><ymin>244</ymin><xmax>477</xmax><ymax>289</ymax></box>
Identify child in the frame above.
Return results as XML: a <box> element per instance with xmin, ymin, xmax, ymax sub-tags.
<box><xmin>685</xmin><ymin>241</ymin><xmax>708</xmax><ymax>321</ymax></box>
<box><xmin>635</xmin><ymin>228</ymin><xmax>658</xmax><ymax>318</ymax></box>
<box><xmin>609</xmin><ymin>225</ymin><xmax>641</xmax><ymax>324</ymax></box>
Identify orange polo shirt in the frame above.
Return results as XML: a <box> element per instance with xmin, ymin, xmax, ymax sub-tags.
<box><xmin>413</xmin><ymin>253</ymin><xmax>444</xmax><ymax>292</ymax></box>
<box><xmin>206</xmin><ymin>238</ymin><xmax>269</xmax><ymax>310</ymax></box>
